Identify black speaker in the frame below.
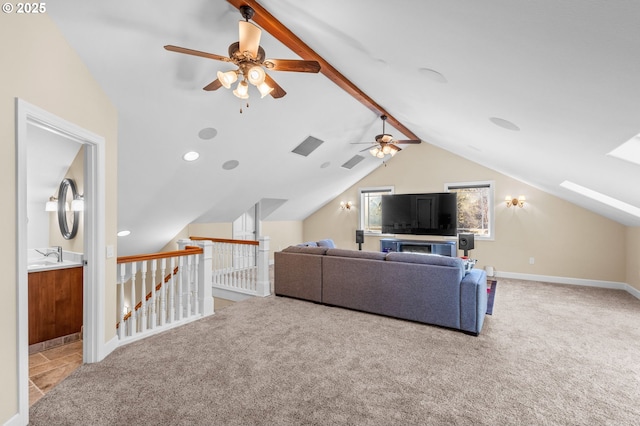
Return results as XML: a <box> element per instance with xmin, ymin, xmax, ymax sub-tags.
<box><xmin>458</xmin><ymin>233</ymin><xmax>475</xmax><ymax>256</ymax></box>
<box><xmin>355</xmin><ymin>230</ymin><xmax>364</xmax><ymax>244</ymax></box>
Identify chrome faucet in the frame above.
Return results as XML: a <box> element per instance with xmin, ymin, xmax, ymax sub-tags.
<box><xmin>35</xmin><ymin>246</ymin><xmax>63</xmax><ymax>262</ymax></box>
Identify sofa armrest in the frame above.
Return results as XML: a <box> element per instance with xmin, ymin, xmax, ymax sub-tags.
<box><xmin>459</xmin><ymin>269</ymin><xmax>488</xmax><ymax>335</ymax></box>
<box><xmin>274</xmin><ymin>251</ymin><xmax>323</xmax><ymax>302</ymax></box>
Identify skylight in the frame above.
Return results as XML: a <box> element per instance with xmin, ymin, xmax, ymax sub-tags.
<box><xmin>560</xmin><ymin>180</ymin><xmax>640</xmax><ymax>218</ymax></box>
<box><xmin>607</xmin><ymin>133</ymin><xmax>640</xmax><ymax>166</ymax></box>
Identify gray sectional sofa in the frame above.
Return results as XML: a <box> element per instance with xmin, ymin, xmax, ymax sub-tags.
<box><xmin>274</xmin><ymin>246</ymin><xmax>488</xmax><ymax>335</ymax></box>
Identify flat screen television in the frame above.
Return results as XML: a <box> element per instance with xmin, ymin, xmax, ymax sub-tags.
<box><xmin>381</xmin><ymin>192</ymin><xmax>457</xmax><ymax>236</ymax></box>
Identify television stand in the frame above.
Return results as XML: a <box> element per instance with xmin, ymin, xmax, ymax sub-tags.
<box><xmin>380</xmin><ymin>238</ymin><xmax>457</xmax><ymax>257</ymax></box>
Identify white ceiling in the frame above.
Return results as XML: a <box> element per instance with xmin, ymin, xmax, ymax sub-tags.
<box><xmin>47</xmin><ymin>1</ymin><xmax>640</xmax><ymax>256</ymax></box>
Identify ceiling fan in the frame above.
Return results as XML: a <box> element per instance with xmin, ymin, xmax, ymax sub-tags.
<box><xmin>164</xmin><ymin>5</ymin><xmax>320</xmax><ymax>100</ymax></box>
<box><xmin>354</xmin><ymin>115</ymin><xmax>422</xmax><ymax>159</ymax></box>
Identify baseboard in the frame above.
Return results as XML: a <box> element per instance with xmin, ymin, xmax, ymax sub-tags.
<box><xmin>212</xmin><ymin>287</ymin><xmax>254</xmax><ymax>302</ymax></box>
<box><xmin>3</xmin><ymin>412</ymin><xmax>23</xmax><ymax>426</ymax></box>
<box><xmin>494</xmin><ymin>271</ymin><xmax>640</xmax><ymax>300</ymax></box>
<box><xmin>99</xmin><ymin>335</ymin><xmax>120</xmax><ymax>362</ymax></box>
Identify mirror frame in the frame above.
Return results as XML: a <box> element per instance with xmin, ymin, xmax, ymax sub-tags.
<box><xmin>57</xmin><ymin>178</ymin><xmax>79</xmax><ymax>239</ymax></box>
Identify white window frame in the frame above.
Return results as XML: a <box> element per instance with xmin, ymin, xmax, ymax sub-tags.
<box><xmin>445</xmin><ymin>180</ymin><xmax>495</xmax><ymax>240</ymax></box>
<box><xmin>359</xmin><ymin>186</ymin><xmax>394</xmax><ymax>235</ymax></box>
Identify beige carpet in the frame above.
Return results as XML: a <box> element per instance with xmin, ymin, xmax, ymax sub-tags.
<box><xmin>30</xmin><ymin>279</ymin><xmax>640</xmax><ymax>425</ymax></box>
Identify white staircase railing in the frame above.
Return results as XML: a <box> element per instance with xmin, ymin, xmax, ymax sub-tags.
<box><xmin>183</xmin><ymin>236</ymin><xmax>270</xmax><ymax>298</ymax></box>
<box><xmin>116</xmin><ymin>242</ymin><xmax>214</xmax><ymax>345</ymax></box>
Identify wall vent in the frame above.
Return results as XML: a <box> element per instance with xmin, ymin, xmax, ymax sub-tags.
<box><xmin>292</xmin><ymin>136</ymin><xmax>324</xmax><ymax>157</ymax></box>
<box><xmin>341</xmin><ymin>155</ymin><xmax>365</xmax><ymax>170</ymax></box>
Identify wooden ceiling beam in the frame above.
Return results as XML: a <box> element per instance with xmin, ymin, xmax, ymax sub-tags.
<box><xmin>227</xmin><ymin>0</ymin><xmax>420</xmax><ymax>141</ymax></box>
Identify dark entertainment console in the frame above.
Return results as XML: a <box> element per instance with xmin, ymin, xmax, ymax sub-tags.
<box><xmin>380</xmin><ymin>238</ymin><xmax>457</xmax><ymax>257</ymax></box>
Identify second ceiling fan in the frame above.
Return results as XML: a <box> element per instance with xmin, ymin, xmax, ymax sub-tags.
<box><xmin>164</xmin><ymin>5</ymin><xmax>321</xmax><ymax>100</ymax></box>
<box><xmin>355</xmin><ymin>115</ymin><xmax>422</xmax><ymax>159</ymax></box>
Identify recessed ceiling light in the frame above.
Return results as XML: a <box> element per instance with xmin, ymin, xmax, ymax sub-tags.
<box><xmin>222</xmin><ymin>160</ymin><xmax>239</xmax><ymax>170</ymax></box>
<box><xmin>117</xmin><ymin>230</ymin><xmax>131</xmax><ymax>237</ymax></box>
<box><xmin>560</xmin><ymin>180</ymin><xmax>640</xmax><ymax>218</ymax></box>
<box><xmin>489</xmin><ymin>117</ymin><xmax>520</xmax><ymax>131</ymax></box>
<box><xmin>183</xmin><ymin>151</ymin><xmax>200</xmax><ymax>162</ymax></box>
<box><xmin>198</xmin><ymin>127</ymin><xmax>218</xmax><ymax>140</ymax></box>
<box><xmin>607</xmin><ymin>133</ymin><xmax>640</xmax><ymax>166</ymax></box>
<box><xmin>418</xmin><ymin>68</ymin><xmax>447</xmax><ymax>83</ymax></box>
<box><xmin>320</xmin><ymin>161</ymin><xmax>331</xmax><ymax>169</ymax></box>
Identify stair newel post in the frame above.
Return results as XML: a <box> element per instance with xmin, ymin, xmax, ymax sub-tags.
<box><xmin>129</xmin><ymin>262</ymin><xmax>137</xmax><ymax>337</ymax></box>
<box><xmin>193</xmin><ymin>253</ymin><xmax>200</xmax><ymax>316</ymax></box>
<box><xmin>150</xmin><ymin>259</ymin><xmax>157</xmax><ymax>329</ymax></box>
<box><xmin>256</xmin><ymin>236</ymin><xmax>271</xmax><ymax>297</ymax></box>
<box><xmin>118</xmin><ymin>263</ymin><xmax>126</xmax><ymax>339</ymax></box>
<box><xmin>169</xmin><ymin>256</ymin><xmax>176</xmax><ymax>323</ymax></box>
<box><xmin>140</xmin><ymin>261</ymin><xmax>148</xmax><ymax>332</ymax></box>
<box><xmin>197</xmin><ymin>240</ymin><xmax>214</xmax><ymax>316</ymax></box>
<box><xmin>160</xmin><ymin>258</ymin><xmax>167</xmax><ymax>327</ymax></box>
<box><xmin>185</xmin><ymin>255</ymin><xmax>192</xmax><ymax>317</ymax></box>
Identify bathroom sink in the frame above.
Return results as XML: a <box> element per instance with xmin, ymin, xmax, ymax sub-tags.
<box><xmin>28</xmin><ymin>257</ymin><xmax>82</xmax><ymax>271</ymax></box>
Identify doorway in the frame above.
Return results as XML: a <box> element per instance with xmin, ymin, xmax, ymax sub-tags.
<box><xmin>16</xmin><ymin>99</ymin><xmax>106</xmax><ymax>420</ymax></box>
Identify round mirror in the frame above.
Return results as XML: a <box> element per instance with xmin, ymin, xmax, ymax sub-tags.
<box><xmin>57</xmin><ymin>178</ymin><xmax>79</xmax><ymax>240</ymax></box>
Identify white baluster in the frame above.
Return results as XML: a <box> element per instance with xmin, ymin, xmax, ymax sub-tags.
<box><xmin>118</xmin><ymin>263</ymin><xmax>126</xmax><ymax>339</ymax></box>
<box><xmin>150</xmin><ymin>259</ymin><xmax>157</xmax><ymax>328</ymax></box>
<box><xmin>169</xmin><ymin>257</ymin><xmax>175</xmax><ymax>323</ymax></box>
<box><xmin>193</xmin><ymin>254</ymin><xmax>200</xmax><ymax>316</ymax></box>
<box><xmin>129</xmin><ymin>262</ymin><xmax>137</xmax><ymax>336</ymax></box>
<box><xmin>160</xmin><ymin>258</ymin><xmax>167</xmax><ymax>326</ymax></box>
<box><xmin>178</xmin><ymin>256</ymin><xmax>184</xmax><ymax>320</ymax></box>
<box><xmin>140</xmin><ymin>261</ymin><xmax>147</xmax><ymax>332</ymax></box>
<box><xmin>185</xmin><ymin>255</ymin><xmax>192</xmax><ymax>317</ymax></box>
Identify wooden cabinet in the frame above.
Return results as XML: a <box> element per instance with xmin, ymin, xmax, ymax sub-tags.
<box><xmin>28</xmin><ymin>267</ymin><xmax>83</xmax><ymax>345</ymax></box>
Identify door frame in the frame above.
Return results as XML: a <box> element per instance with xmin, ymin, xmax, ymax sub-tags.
<box><xmin>15</xmin><ymin>99</ymin><xmax>106</xmax><ymax>421</ymax></box>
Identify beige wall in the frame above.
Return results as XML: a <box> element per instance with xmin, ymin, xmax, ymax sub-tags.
<box><xmin>261</xmin><ymin>221</ymin><xmax>304</xmax><ymax>261</ymax></box>
<box><xmin>627</xmin><ymin>227</ymin><xmax>640</xmax><ymax>291</ymax></box>
<box><xmin>1</xmin><ymin>14</ymin><xmax>118</xmax><ymax>423</ymax></box>
<box><xmin>303</xmin><ymin>142</ymin><xmax>628</xmax><ymax>283</ymax></box>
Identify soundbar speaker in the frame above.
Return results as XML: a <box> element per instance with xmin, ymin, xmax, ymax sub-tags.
<box><xmin>355</xmin><ymin>230</ymin><xmax>364</xmax><ymax>244</ymax></box>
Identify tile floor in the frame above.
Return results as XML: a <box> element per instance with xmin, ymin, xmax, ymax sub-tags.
<box><xmin>29</xmin><ymin>339</ymin><xmax>83</xmax><ymax>406</ymax></box>
<box><xmin>28</xmin><ymin>298</ymin><xmax>236</xmax><ymax>406</ymax></box>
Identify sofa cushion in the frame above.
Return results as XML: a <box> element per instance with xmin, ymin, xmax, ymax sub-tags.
<box><xmin>317</xmin><ymin>239</ymin><xmax>337</xmax><ymax>248</ymax></box>
<box><xmin>326</xmin><ymin>248</ymin><xmax>388</xmax><ymax>261</ymax></box>
<box><xmin>282</xmin><ymin>245</ymin><xmax>328</xmax><ymax>255</ymax></box>
<box><xmin>386</xmin><ymin>252</ymin><xmax>465</xmax><ymax>278</ymax></box>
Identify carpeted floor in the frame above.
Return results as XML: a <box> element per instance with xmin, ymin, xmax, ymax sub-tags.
<box><xmin>30</xmin><ymin>279</ymin><xmax>640</xmax><ymax>425</ymax></box>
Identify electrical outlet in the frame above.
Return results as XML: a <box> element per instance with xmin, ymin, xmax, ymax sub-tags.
<box><xmin>529</xmin><ymin>257</ymin><xmax>535</xmax><ymax>265</ymax></box>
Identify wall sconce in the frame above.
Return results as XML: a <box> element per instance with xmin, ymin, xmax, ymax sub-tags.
<box><xmin>505</xmin><ymin>195</ymin><xmax>526</xmax><ymax>208</ymax></box>
<box><xmin>45</xmin><ymin>196</ymin><xmax>58</xmax><ymax>211</ymax></box>
<box><xmin>340</xmin><ymin>201</ymin><xmax>353</xmax><ymax>210</ymax></box>
<box><xmin>71</xmin><ymin>195</ymin><xmax>85</xmax><ymax>212</ymax></box>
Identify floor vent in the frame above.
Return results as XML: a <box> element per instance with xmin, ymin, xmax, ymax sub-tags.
<box><xmin>292</xmin><ymin>136</ymin><xmax>324</xmax><ymax>157</ymax></box>
<box><xmin>341</xmin><ymin>155</ymin><xmax>365</xmax><ymax>169</ymax></box>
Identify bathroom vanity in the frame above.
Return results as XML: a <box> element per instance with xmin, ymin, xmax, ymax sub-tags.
<box><xmin>28</xmin><ymin>250</ymin><xmax>83</xmax><ymax>345</ymax></box>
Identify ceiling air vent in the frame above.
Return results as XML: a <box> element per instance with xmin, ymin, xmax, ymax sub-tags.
<box><xmin>341</xmin><ymin>155</ymin><xmax>365</xmax><ymax>170</ymax></box>
<box><xmin>291</xmin><ymin>136</ymin><xmax>324</xmax><ymax>157</ymax></box>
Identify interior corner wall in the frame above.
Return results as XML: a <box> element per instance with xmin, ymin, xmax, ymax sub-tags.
<box><xmin>1</xmin><ymin>13</ymin><xmax>118</xmax><ymax>423</ymax></box>
<box><xmin>626</xmin><ymin>227</ymin><xmax>640</xmax><ymax>291</ymax></box>
<box><xmin>261</xmin><ymin>221</ymin><xmax>304</xmax><ymax>261</ymax></box>
<box><xmin>303</xmin><ymin>142</ymin><xmax>627</xmax><ymax>283</ymax></box>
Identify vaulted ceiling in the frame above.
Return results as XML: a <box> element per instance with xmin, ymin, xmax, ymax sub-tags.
<box><xmin>48</xmin><ymin>1</ymin><xmax>640</xmax><ymax>255</ymax></box>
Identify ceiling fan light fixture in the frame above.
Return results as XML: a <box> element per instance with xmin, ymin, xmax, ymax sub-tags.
<box><xmin>217</xmin><ymin>70</ymin><xmax>238</xmax><ymax>89</ymax></box>
<box><xmin>369</xmin><ymin>147</ymin><xmax>380</xmax><ymax>157</ymax></box>
<box><xmin>376</xmin><ymin>150</ymin><xmax>385</xmax><ymax>159</ymax></box>
<box><xmin>238</xmin><ymin>20</ymin><xmax>262</xmax><ymax>58</ymax></box>
<box><xmin>233</xmin><ymin>80</ymin><xmax>249</xmax><ymax>99</ymax></box>
<box><xmin>247</xmin><ymin>65</ymin><xmax>266</xmax><ymax>85</ymax></box>
<box><xmin>381</xmin><ymin>144</ymin><xmax>392</xmax><ymax>155</ymax></box>
<box><xmin>257</xmin><ymin>81</ymin><xmax>274</xmax><ymax>98</ymax></box>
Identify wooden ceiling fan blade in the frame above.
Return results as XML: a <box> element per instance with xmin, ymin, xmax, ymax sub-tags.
<box><xmin>203</xmin><ymin>79</ymin><xmax>223</xmax><ymax>91</ymax></box>
<box><xmin>264</xmin><ymin>59</ymin><xmax>321</xmax><ymax>73</ymax></box>
<box><xmin>264</xmin><ymin>74</ymin><xmax>286</xmax><ymax>98</ymax></box>
<box><xmin>164</xmin><ymin>45</ymin><xmax>230</xmax><ymax>62</ymax></box>
<box><xmin>238</xmin><ymin>21</ymin><xmax>262</xmax><ymax>58</ymax></box>
<box><xmin>395</xmin><ymin>139</ymin><xmax>422</xmax><ymax>144</ymax></box>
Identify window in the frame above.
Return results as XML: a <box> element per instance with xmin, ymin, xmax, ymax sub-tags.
<box><xmin>359</xmin><ymin>187</ymin><xmax>393</xmax><ymax>234</ymax></box>
<box><xmin>445</xmin><ymin>181</ymin><xmax>494</xmax><ymax>239</ymax></box>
